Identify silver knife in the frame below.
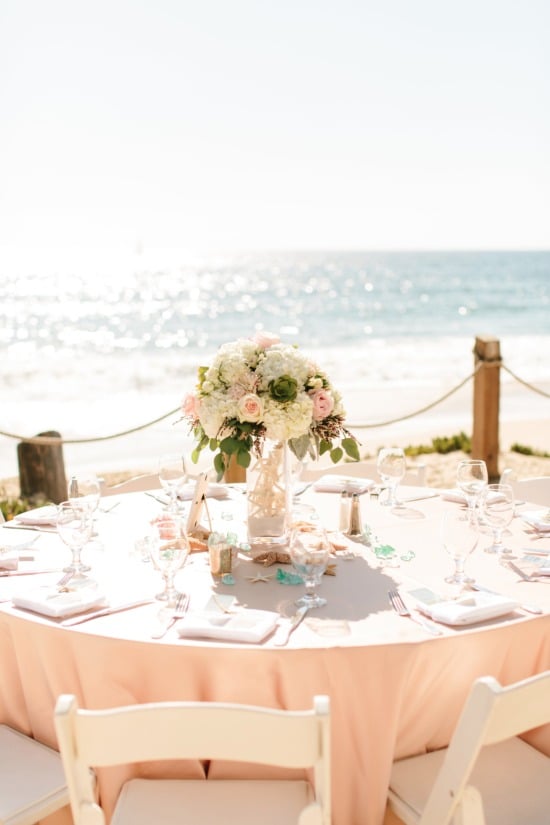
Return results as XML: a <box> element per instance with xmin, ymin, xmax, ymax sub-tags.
<box><xmin>274</xmin><ymin>605</ymin><xmax>309</xmax><ymax>646</ymax></box>
<box><xmin>60</xmin><ymin>598</ymin><xmax>155</xmax><ymax>627</ymax></box>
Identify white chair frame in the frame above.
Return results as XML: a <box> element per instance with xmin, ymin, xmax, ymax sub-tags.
<box><xmin>0</xmin><ymin>724</ymin><xmax>69</xmax><ymax>825</ymax></box>
<box><xmin>99</xmin><ymin>474</ymin><xmax>161</xmax><ymax>496</ymax></box>
<box><xmin>500</xmin><ymin>471</ymin><xmax>550</xmax><ymax>507</ymax></box>
<box><xmin>55</xmin><ymin>694</ymin><xmax>331</xmax><ymax>825</ymax></box>
<box><xmin>301</xmin><ymin>459</ymin><xmax>426</xmax><ymax>486</ymax></box>
<box><xmin>388</xmin><ymin>671</ymin><xmax>550</xmax><ymax>825</ymax></box>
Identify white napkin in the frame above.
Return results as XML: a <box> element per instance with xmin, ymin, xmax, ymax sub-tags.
<box><xmin>178</xmin><ymin>483</ymin><xmax>229</xmax><ymax>501</ymax></box>
<box><xmin>13</xmin><ymin>505</ymin><xmax>58</xmax><ymax>527</ymax></box>
<box><xmin>521</xmin><ymin>510</ymin><xmax>550</xmax><ymax>532</ymax></box>
<box><xmin>12</xmin><ymin>587</ymin><xmax>107</xmax><ymax>618</ymax></box>
<box><xmin>440</xmin><ymin>489</ymin><xmax>504</xmax><ymax>504</ymax></box>
<box><xmin>313</xmin><ymin>475</ymin><xmax>374</xmax><ymax>495</ymax></box>
<box><xmin>0</xmin><ymin>554</ymin><xmax>18</xmax><ymax>571</ymax></box>
<box><xmin>176</xmin><ymin>595</ymin><xmax>279</xmax><ymax>643</ymax></box>
<box><xmin>417</xmin><ymin>591</ymin><xmax>518</xmax><ymax>626</ymax></box>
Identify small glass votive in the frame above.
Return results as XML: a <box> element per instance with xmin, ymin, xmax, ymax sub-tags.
<box><xmin>132</xmin><ymin>536</ymin><xmax>153</xmax><ymax>563</ymax></box>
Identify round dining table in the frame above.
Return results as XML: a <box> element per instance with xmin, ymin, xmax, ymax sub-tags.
<box><xmin>1</xmin><ymin>482</ymin><xmax>549</xmax><ymax>825</ymax></box>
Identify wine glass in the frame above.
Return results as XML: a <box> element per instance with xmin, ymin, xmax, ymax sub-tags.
<box><xmin>149</xmin><ymin>514</ymin><xmax>190</xmax><ymax>604</ymax></box>
<box><xmin>440</xmin><ymin>509</ymin><xmax>479</xmax><ymax>586</ymax></box>
<box><xmin>480</xmin><ymin>483</ymin><xmax>515</xmax><ymax>556</ymax></box>
<box><xmin>158</xmin><ymin>454</ymin><xmax>188</xmax><ymax>512</ymax></box>
<box><xmin>456</xmin><ymin>459</ymin><xmax>488</xmax><ymax>524</ymax></box>
<box><xmin>288</xmin><ymin>525</ymin><xmax>331</xmax><ymax>609</ymax></box>
<box><xmin>56</xmin><ymin>502</ymin><xmax>93</xmax><ymax>579</ymax></box>
<box><xmin>377</xmin><ymin>447</ymin><xmax>406</xmax><ymax>508</ymax></box>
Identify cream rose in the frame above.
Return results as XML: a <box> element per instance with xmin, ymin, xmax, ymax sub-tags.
<box><xmin>237</xmin><ymin>393</ymin><xmax>263</xmax><ymax>423</ymax></box>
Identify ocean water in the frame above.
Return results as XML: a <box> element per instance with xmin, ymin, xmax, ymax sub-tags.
<box><xmin>1</xmin><ymin>250</ymin><xmax>549</xmax><ymax>475</ymax></box>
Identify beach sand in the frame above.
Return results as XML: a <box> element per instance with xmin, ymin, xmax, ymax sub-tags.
<box><xmin>1</xmin><ymin>375</ymin><xmax>548</xmax><ymax>499</ymax></box>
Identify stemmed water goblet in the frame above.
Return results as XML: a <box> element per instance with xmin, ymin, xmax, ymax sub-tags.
<box><xmin>56</xmin><ymin>501</ymin><xmax>94</xmax><ymax>580</ymax></box>
<box><xmin>440</xmin><ymin>509</ymin><xmax>479</xmax><ymax>586</ymax></box>
<box><xmin>480</xmin><ymin>483</ymin><xmax>515</xmax><ymax>556</ymax></box>
<box><xmin>149</xmin><ymin>514</ymin><xmax>190</xmax><ymax>605</ymax></box>
<box><xmin>288</xmin><ymin>525</ymin><xmax>331</xmax><ymax>609</ymax></box>
<box><xmin>158</xmin><ymin>454</ymin><xmax>188</xmax><ymax>513</ymax></box>
<box><xmin>377</xmin><ymin>447</ymin><xmax>406</xmax><ymax>508</ymax></box>
<box><xmin>456</xmin><ymin>459</ymin><xmax>488</xmax><ymax>524</ymax></box>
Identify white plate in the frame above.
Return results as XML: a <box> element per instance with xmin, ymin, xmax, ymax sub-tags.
<box><xmin>176</xmin><ymin>608</ymin><xmax>279</xmax><ymax>643</ymax></box>
<box><xmin>12</xmin><ymin>587</ymin><xmax>107</xmax><ymax>618</ymax></box>
<box><xmin>521</xmin><ymin>510</ymin><xmax>550</xmax><ymax>532</ymax></box>
<box><xmin>313</xmin><ymin>475</ymin><xmax>374</xmax><ymax>494</ymax></box>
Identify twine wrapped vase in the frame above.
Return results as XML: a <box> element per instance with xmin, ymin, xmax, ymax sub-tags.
<box><xmin>246</xmin><ymin>440</ymin><xmax>291</xmax><ymax>547</ymax></box>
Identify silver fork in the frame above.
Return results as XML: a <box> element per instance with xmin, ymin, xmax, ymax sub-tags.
<box><xmin>150</xmin><ymin>592</ymin><xmax>189</xmax><ymax>639</ymax></box>
<box><xmin>388</xmin><ymin>589</ymin><xmax>443</xmax><ymax>636</ymax></box>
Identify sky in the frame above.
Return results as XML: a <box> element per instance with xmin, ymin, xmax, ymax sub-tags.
<box><xmin>1</xmin><ymin>0</ymin><xmax>549</xmax><ymax>274</ymax></box>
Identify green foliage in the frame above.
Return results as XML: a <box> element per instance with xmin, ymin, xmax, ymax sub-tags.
<box><xmin>0</xmin><ymin>493</ymin><xmax>49</xmax><ymax>520</ymax></box>
<box><xmin>511</xmin><ymin>443</ymin><xmax>550</xmax><ymax>458</ymax></box>
<box><xmin>399</xmin><ymin>431</ymin><xmax>472</xmax><ymax>457</ymax></box>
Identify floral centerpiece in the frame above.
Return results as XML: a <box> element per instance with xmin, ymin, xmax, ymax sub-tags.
<box><xmin>182</xmin><ymin>332</ymin><xmax>359</xmax><ymax>479</ymax></box>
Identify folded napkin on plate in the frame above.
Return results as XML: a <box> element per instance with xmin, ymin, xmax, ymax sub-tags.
<box><xmin>440</xmin><ymin>489</ymin><xmax>504</xmax><ymax>505</ymax></box>
<box><xmin>12</xmin><ymin>587</ymin><xmax>107</xmax><ymax>618</ymax></box>
<box><xmin>521</xmin><ymin>510</ymin><xmax>550</xmax><ymax>532</ymax></box>
<box><xmin>417</xmin><ymin>591</ymin><xmax>518</xmax><ymax>626</ymax></box>
<box><xmin>176</xmin><ymin>609</ymin><xmax>279</xmax><ymax>643</ymax></box>
<box><xmin>0</xmin><ymin>554</ymin><xmax>18</xmax><ymax>571</ymax></box>
<box><xmin>13</xmin><ymin>505</ymin><xmax>58</xmax><ymax>527</ymax></box>
<box><xmin>313</xmin><ymin>475</ymin><xmax>374</xmax><ymax>495</ymax></box>
<box><xmin>178</xmin><ymin>483</ymin><xmax>229</xmax><ymax>501</ymax></box>
<box><xmin>177</xmin><ymin>595</ymin><xmax>279</xmax><ymax>643</ymax></box>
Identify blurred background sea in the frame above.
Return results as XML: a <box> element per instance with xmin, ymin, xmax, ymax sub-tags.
<box><xmin>1</xmin><ymin>249</ymin><xmax>549</xmax><ymax>477</ymax></box>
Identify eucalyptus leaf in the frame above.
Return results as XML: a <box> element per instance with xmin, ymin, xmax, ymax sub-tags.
<box><xmin>214</xmin><ymin>452</ymin><xmax>226</xmax><ymax>480</ymax></box>
<box><xmin>289</xmin><ymin>434</ymin><xmax>310</xmax><ymax>461</ymax></box>
<box><xmin>219</xmin><ymin>436</ymin><xmax>240</xmax><ymax>455</ymax></box>
<box><xmin>236</xmin><ymin>450</ymin><xmax>251</xmax><ymax>469</ymax></box>
<box><xmin>319</xmin><ymin>440</ymin><xmax>331</xmax><ymax>456</ymax></box>
<box><xmin>330</xmin><ymin>446</ymin><xmax>343</xmax><ymax>464</ymax></box>
<box><xmin>342</xmin><ymin>437</ymin><xmax>360</xmax><ymax>461</ymax></box>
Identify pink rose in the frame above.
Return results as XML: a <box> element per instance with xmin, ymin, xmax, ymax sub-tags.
<box><xmin>182</xmin><ymin>393</ymin><xmax>200</xmax><ymax>420</ymax></box>
<box><xmin>237</xmin><ymin>393</ymin><xmax>263</xmax><ymax>423</ymax></box>
<box><xmin>251</xmin><ymin>331</ymin><xmax>280</xmax><ymax>349</ymax></box>
<box><xmin>310</xmin><ymin>389</ymin><xmax>334</xmax><ymax>421</ymax></box>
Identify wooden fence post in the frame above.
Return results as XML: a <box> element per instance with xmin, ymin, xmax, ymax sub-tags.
<box><xmin>17</xmin><ymin>431</ymin><xmax>68</xmax><ymax>504</ymax></box>
<box><xmin>471</xmin><ymin>336</ymin><xmax>501</xmax><ymax>481</ymax></box>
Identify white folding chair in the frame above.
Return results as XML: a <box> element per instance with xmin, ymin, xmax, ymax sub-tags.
<box><xmin>0</xmin><ymin>724</ymin><xmax>69</xmax><ymax>825</ymax></box>
<box><xmin>99</xmin><ymin>474</ymin><xmax>161</xmax><ymax>496</ymax></box>
<box><xmin>388</xmin><ymin>671</ymin><xmax>550</xmax><ymax>825</ymax></box>
<box><xmin>54</xmin><ymin>694</ymin><xmax>331</xmax><ymax>825</ymax></box>
<box><xmin>500</xmin><ymin>471</ymin><xmax>550</xmax><ymax>507</ymax></box>
<box><xmin>301</xmin><ymin>459</ymin><xmax>426</xmax><ymax>486</ymax></box>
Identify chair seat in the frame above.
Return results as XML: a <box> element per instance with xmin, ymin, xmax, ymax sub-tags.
<box><xmin>0</xmin><ymin>725</ymin><xmax>69</xmax><ymax>825</ymax></box>
<box><xmin>389</xmin><ymin>737</ymin><xmax>550</xmax><ymax>825</ymax></box>
<box><xmin>112</xmin><ymin>778</ymin><xmax>315</xmax><ymax>825</ymax></box>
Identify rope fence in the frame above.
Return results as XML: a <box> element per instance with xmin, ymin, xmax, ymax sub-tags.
<box><xmin>0</xmin><ymin>353</ymin><xmax>547</xmax><ymax>447</ymax></box>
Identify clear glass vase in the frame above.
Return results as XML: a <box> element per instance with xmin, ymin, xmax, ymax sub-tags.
<box><xmin>247</xmin><ymin>440</ymin><xmax>291</xmax><ymax>546</ymax></box>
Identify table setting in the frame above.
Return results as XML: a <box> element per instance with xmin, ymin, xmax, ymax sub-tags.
<box><xmin>1</xmin><ymin>330</ymin><xmax>549</xmax><ymax>825</ymax></box>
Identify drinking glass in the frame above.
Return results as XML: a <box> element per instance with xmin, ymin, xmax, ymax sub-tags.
<box><xmin>440</xmin><ymin>510</ymin><xmax>479</xmax><ymax>585</ymax></box>
<box><xmin>456</xmin><ymin>459</ymin><xmax>488</xmax><ymax>524</ymax></box>
<box><xmin>56</xmin><ymin>502</ymin><xmax>93</xmax><ymax>578</ymax></box>
<box><xmin>149</xmin><ymin>515</ymin><xmax>190</xmax><ymax>604</ymax></box>
<box><xmin>158</xmin><ymin>454</ymin><xmax>188</xmax><ymax>512</ymax></box>
<box><xmin>480</xmin><ymin>483</ymin><xmax>515</xmax><ymax>555</ymax></box>
<box><xmin>288</xmin><ymin>525</ymin><xmax>331</xmax><ymax>609</ymax></box>
<box><xmin>377</xmin><ymin>447</ymin><xmax>406</xmax><ymax>508</ymax></box>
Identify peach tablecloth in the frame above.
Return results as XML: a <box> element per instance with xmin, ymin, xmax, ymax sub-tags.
<box><xmin>1</xmin><ymin>488</ymin><xmax>549</xmax><ymax>825</ymax></box>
